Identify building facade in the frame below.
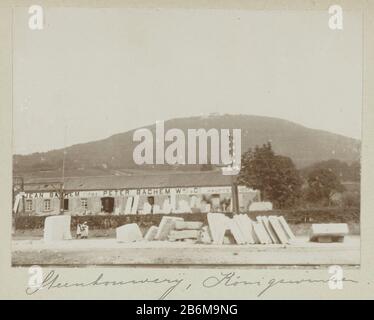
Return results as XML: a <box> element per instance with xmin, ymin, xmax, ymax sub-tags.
<box><xmin>16</xmin><ymin>172</ymin><xmax>260</xmax><ymax>216</ymax></box>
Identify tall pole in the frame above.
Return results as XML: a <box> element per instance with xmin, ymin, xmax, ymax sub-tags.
<box><xmin>21</xmin><ymin>177</ymin><xmax>25</xmax><ymax>216</ymax></box>
<box><xmin>60</xmin><ymin>124</ymin><xmax>67</xmax><ymax>214</ymax></box>
<box><xmin>59</xmin><ymin>182</ymin><xmax>64</xmax><ymax>214</ymax></box>
<box><xmin>12</xmin><ymin>176</ymin><xmax>25</xmax><ymax>233</ymax></box>
<box><xmin>231</xmin><ymin>176</ymin><xmax>239</xmax><ymax>214</ymax></box>
<box><xmin>229</xmin><ymin>132</ymin><xmax>239</xmax><ymax>214</ymax></box>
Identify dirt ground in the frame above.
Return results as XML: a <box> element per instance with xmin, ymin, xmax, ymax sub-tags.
<box><xmin>12</xmin><ymin>235</ymin><xmax>360</xmax><ymax>266</ymax></box>
<box><xmin>13</xmin><ymin>228</ymin><xmax>115</xmax><ymax>240</ymax></box>
<box><xmin>12</xmin><ymin>222</ymin><xmax>360</xmax><ymax>266</ymax></box>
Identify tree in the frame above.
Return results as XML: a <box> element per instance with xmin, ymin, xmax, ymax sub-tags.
<box><xmin>305</xmin><ymin>167</ymin><xmax>345</xmax><ymax>206</ymax></box>
<box><xmin>301</xmin><ymin>159</ymin><xmax>361</xmax><ymax>182</ymax></box>
<box><xmin>341</xmin><ymin>191</ymin><xmax>360</xmax><ymax>208</ymax></box>
<box><xmin>237</xmin><ymin>142</ymin><xmax>302</xmax><ymax>209</ymax></box>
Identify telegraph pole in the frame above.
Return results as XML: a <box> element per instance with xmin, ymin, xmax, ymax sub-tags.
<box><xmin>60</xmin><ymin>124</ymin><xmax>67</xmax><ymax>214</ymax></box>
<box><xmin>218</xmin><ymin>131</ymin><xmax>240</xmax><ymax>214</ymax></box>
<box><xmin>12</xmin><ymin>176</ymin><xmax>25</xmax><ymax>233</ymax></box>
<box><xmin>228</xmin><ymin>133</ymin><xmax>239</xmax><ymax>214</ymax></box>
<box><xmin>59</xmin><ymin>182</ymin><xmax>64</xmax><ymax>214</ymax></box>
<box><xmin>231</xmin><ymin>177</ymin><xmax>239</xmax><ymax>214</ymax></box>
<box><xmin>21</xmin><ymin>177</ymin><xmax>25</xmax><ymax>216</ymax></box>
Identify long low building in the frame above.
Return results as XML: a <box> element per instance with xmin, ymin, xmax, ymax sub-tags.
<box><xmin>14</xmin><ymin>171</ymin><xmax>260</xmax><ymax>216</ymax></box>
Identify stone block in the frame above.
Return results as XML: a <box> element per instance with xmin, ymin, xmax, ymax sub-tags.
<box><xmin>310</xmin><ymin>223</ymin><xmax>348</xmax><ymax>242</ymax></box>
<box><xmin>268</xmin><ymin>216</ymin><xmax>289</xmax><ymax>244</ymax></box>
<box><xmin>155</xmin><ymin>216</ymin><xmax>184</xmax><ymax>240</ymax></box>
<box><xmin>175</xmin><ymin>221</ymin><xmax>203</xmax><ymax>230</ymax></box>
<box><xmin>257</xmin><ymin>216</ymin><xmax>279</xmax><ymax>244</ymax></box>
<box><xmin>207</xmin><ymin>213</ymin><xmax>228</xmax><ymax>245</ymax></box>
<box><xmin>116</xmin><ymin>223</ymin><xmax>143</xmax><ymax>243</ymax></box>
<box><xmin>168</xmin><ymin>229</ymin><xmax>201</xmax><ymax>240</ymax></box>
<box><xmin>227</xmin><ymin>218</ymin><xmax>246</xmax><ymax>244</ymax></box>
<box><xmin>144</xmin><ymin>226</ymin><xmax>158</xmax><ymax>241</ymax></box>
<box><xmin>249</xmin><ymin>201</ymin><xmax>273</xmax><ymax>211</ymax></box>
<box><xmin>252</xmin><ymin>222</ymin><xmax>272</xmax><ymax>244</ymax></box>
<box><xmin>278</xmin><ymin>216</ymin><xmax>296</xmax><ymax>241</ymax></box>
<box><xmin>199</xmin><ymin>226</ymin><xmax>212</xmax><ymax>244</ymax></box>
<box><xmin>43</xmin><ymin>215</ymin><xmax>72</xmax><ymax>242</ymax></box>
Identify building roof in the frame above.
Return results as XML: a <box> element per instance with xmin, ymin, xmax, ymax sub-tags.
<box><xmin>22</xmin><ymin>171</ymin><xmax>236</xmax><ymax>192</ymax></box>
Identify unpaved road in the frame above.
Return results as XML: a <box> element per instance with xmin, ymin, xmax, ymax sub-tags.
<box><xmin>12</xmin><ymin>236</ymin><xmax>360</xmax><ymax>266</ymax></box>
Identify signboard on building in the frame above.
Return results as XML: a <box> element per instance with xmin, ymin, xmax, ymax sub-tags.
<box><xmin>25</xmin><ymin>186</ymin><xmax>256</xmax><ymax>199</ymax></box>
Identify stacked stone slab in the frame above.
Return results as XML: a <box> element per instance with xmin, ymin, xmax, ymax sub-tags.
<box><xmin>168</xmin><ymin>221</ymin><xmax>204</xmax><ymax>242</ymax></box>
<box><xmin>233</xmin><ymin>214</ymin><xmax>256</xmax><ymax>244</ymax></box>
<box><xmin>207</xmin><ymin>213</ymin><xmax>296</xmax><ymax>245</ymax></box>
<box><xmin>115</xmin><ymin>214</ymin><xmax>297</xmax><ymax>245</ymax></box>
<box><xmin>155</xmin><ymin>216</ymin><xmax>184</xmax><ymax>240</ymax></box>
<box><xmin>257</xmin><ymin>216</ymin><xmax>278</xmax><ymax>243</ymax></box>
<box><xmin>143</xmin><ymin>218</ymin><xmax>207</xmax><ymax>242</ymax></box>
<box><xmin>199</xmin><ymin>226</ymin><xmax>213</xmax><ymax>244</ymax></box>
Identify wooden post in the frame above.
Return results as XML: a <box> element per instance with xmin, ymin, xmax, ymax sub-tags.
<box><xmin>229</xmin><ymin>132</ymin><xmax>240</xmax><ymax>214</ymax></box>
<box><xmin>12</xmin><ymin>176</ymin><xmax>25</xmax><ymax>233</ymax></box>
<box><xmin>59</xmin><ymin>183</ymin><xmax>64</xmax><ymax>214</ymax></box>
<box><xmin>21</xmin><ymin>178</ymin><xmax>25</xmax><ymax>216</ymax></box>
<box><xmin>231</xmin><ymin>177</ymin><xmax>239</xmax><ymax>214</ymax></box>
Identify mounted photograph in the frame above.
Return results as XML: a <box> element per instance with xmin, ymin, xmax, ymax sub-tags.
<box><xmin>11</xmin><ymin>6</ymin><xmax>362</xmax><ymax>267</ymax></box>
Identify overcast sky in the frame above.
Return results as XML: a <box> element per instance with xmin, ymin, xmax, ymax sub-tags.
<box><xmin>13</xmin><ymin>8</ymin><xmax>362</xmax><ymax>155</ymax></box>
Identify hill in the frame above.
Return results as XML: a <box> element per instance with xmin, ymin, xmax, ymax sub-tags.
<box><xmin>13</xmin><ymin>114</ymin><xmax>361</xmax><ymax>178</ymax></box>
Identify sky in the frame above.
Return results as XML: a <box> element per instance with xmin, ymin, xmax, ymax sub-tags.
<box><xmin>13</xmin><ymin>8</ymin><xmax>363</xmax><ymax>155</ymax></box>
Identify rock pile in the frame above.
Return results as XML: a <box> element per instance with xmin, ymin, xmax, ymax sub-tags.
<box><xmin>115</xmin><ymin>213</ymin><xmax>296</xmax><ymax>245</ymax></box>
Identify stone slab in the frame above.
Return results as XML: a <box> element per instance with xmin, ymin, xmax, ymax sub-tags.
<box><xmin>310</xmin><ymin>224</ymin><xmax>349</xmax><ymax>242</ymax></box>
<box><xmin>155</xmin><ymin>216</ymin><xmax>184</xmax><ymax>240</ymax></box>
<box><xmin>43</xmin><ymin>215</ymin><xmax>72</xmax><ymax>242</ymax></box>
<box><xmin>116</xmin><ymin>223</ymin><xmax>143</xmax><ymax>243</ymax></box>
<box><xmin>278</xmin><ymin>216</ymin><xmax>296</xmax><ymax>241</ymax></box>
<box><xmin>257</xmin><ymin>216</ymin><xmax>279</xmax><ymax>244</ymax></box>
<box><xmin>252</xmin><ymin>222</ymin><xmax>272</xmax><ymax>244</ymax></box>
<box><xmin>207</xmin><ymin>213</ymin><xmax>228</xmax><ymax>245</ymax></box>
<box><xmin>168</xmin><ymin>230</ymin><xmax>201</xmax><ymax>240</ymax></box>
<box><xmin>175</xmin><ymin>221</ymin><xmax>203</xmax><ymax>230</ymax></box>
<box><xmin>144</xmin><ymin>226</ymin><xmax>158</xmax><ymax>241</ymax></box>
<box><xmin>227</xmin><ymin>218</ymin><xmax>246</xmax><ymax>244</ymax></box>
<box><xmin>268</xmin><ymin>216</ymin><xmax>289</xmax><ymax>244</ymax></box>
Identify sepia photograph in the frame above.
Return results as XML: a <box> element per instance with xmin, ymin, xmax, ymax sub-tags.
<box><xmin>10</xmin><ymin>5</ymin><xmax>362</xmax><ymax>268</ymax></box>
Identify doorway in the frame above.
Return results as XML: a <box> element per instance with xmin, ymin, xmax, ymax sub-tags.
<box><xmin>101</xmin><ymin>197</ymin><xmax>114</xmax><ymax>213</ymax></box>
<box><xmin>63</xmin><ymin>198</ymin><xmax>69</xmax><ymax>211</ymax></box>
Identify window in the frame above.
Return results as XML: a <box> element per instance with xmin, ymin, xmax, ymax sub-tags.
<box><xmin>63</xmin><ymin>198</ymin><xmax>69</xmax><ymax>211</ymax></box>
<box><xmin>43</xmin><ymin>199</ymin><xmax>51</xmax><ymax>211</ymax></box>
<box><xmin>26</xmin><ymin>199</ymin><xmax>33</xmax><ymax>211</ymax></box>
<box><xmin>81</xmin><ymin>198</ymin><xmax>88</xmax><ymax>210</ymax></box>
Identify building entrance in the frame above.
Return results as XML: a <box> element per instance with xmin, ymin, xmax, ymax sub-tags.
<box><xmin>101</xmin><ymin>197</ymin><xmax>114</xmax><ymax>213</ymax></box>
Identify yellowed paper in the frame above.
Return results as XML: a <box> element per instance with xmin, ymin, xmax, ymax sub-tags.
<box><xmin>1</xmin><ymin>0</ymin><xmax>374</xmax><ymax>300</ymax></box>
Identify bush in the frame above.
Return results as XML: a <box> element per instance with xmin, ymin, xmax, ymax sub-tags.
<box><xmin>341</xmin><ymin>191</ymin><xmax>360</xmax><ymax>208</ymax></box>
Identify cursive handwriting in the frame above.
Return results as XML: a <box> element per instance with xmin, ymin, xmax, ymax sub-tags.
<box><xmin>25</xmin><ymin>270</ymin><xmax>359</xmax><ymax>299</ymax></box>
<box><xmin>202</xmin><ymin>272</ymin><xmax>359</xmax><ymax>297</ymax></box>
<box><xmin>26</xmin><ymin>270</ymin><xmax>184</xmax><ymax>300</ymax></box>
